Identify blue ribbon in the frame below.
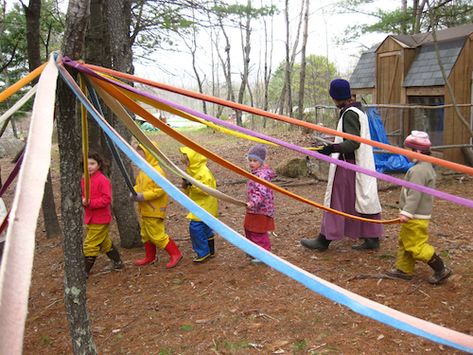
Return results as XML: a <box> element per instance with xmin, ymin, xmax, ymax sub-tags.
<box><xmin>55</xmin><ymin>59</ymin><xmax>473</xmax><ymax>353</ymax></box>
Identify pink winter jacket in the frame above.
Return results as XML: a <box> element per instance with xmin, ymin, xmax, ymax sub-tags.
<box><xmin>81</xmin><ymin>170</ymin><xmax>112</xmax><ymax>225</ymax></box>
<box><xmin>246</xmin><ymin>165</ymin><xmax>276</xmax><ymax>217</ymax></box>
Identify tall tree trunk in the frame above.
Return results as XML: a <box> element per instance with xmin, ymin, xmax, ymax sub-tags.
<box><xmin>105</xmin><ymin>0</ymin><xmax>141</xmax><ymax>248</ymax></box>
<box><xmin>278</xmin><ymin>0</ymin><xmax>290</xmax><ymax>116</ymax></box>
<box><xmin>57</xmin><ymin>0</ymin><xmax>97</xmax><ymax>353</ymax></box>
<box><xmin>401</xmin><ymin>0</ymin><xmax>407</xmax><ymax>34</ymax></box>
<box><xmin>85</xmin><ymin>0</ymin><xmax>109</xmax><ymax>156</ymax></box>
<box><xmin>297</xmin><ymin>0</ymin><xmax>309</xmax><ymax>122</ymax></box>
<box><xmin>185</xmin><ymin>15</ymin><xmax>207</xmax><ymax>114</ymax></box>
<box><xmin>278</xmin><ymin>0</ymin><xmax>303</xmax><ymax>117</ymax></box>
<box><xmin>22</xmin><ymin>0</ymin><xmax>62</xmax><ymax>239</ymax></box>
<box><xmin>235</xmin><ymin>0</ymin><xmax>252</xmax><ymax>127</ymax></box>
<box><xmin>413</xmin><ymin>0</ymin><xmax>427</xmax><ymax>34</ymax></box>
<box><xmin>217</xmin><ymin>15</ymin><xmax>236</xmax><ymax>120</ymax></box>
<box><xmin>261</xmin><ymin>0</ymin><xmax>273</xmax><ymax>128</ymax></box>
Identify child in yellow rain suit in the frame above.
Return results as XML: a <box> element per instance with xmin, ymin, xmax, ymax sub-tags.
<box><xmin>387</xmin><ymin>131</ymin><xmax>452</xmax><ymax>284</ymax></box>
<box><xmin>132</xmin><ymin>143</ymin><xmax>182</xmax><ymax>268</ymax></box>
<box><xmin>179</xmin><ymin>147</ymin><xmax>218</xmax><ymax>263</ymax></box>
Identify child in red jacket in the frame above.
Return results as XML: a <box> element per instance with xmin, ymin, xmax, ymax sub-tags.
<box><xmin>81</xmin><ymin>153</ymin><xmax>124</xmax><ymax>276</ymax></box>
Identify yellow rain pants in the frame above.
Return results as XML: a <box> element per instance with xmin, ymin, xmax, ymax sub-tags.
<box><xmin>141</xmin><ymin>217</ymin><xmax>169</xmax><ymax>249</ymax></box>
<box><xmin>395</xmin><ymin>219</ymin><xmax>435</xmax><ymax>274</ymax></box>
<box><xmin>83</xmin><ymin>224</ymin><xmax>112</xmax><ymax>257</ymax></box>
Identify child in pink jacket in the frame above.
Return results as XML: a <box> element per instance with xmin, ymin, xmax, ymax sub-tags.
<box><xmin>244</xmin><ymin>144</ymin><xmax>276</xmax><ymax>264</ymax></box>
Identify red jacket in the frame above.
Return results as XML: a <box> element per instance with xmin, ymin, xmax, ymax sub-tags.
<box><xmin>81</xmin><ymin>170</ymin><xmax>112</xmax><ymax>225</ymax></box>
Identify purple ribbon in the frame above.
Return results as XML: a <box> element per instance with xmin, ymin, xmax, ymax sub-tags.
<box><xmin>63</xmin><ymin>58</ymin><xmax>473</xmax><ymax>210</ymax></box>
<box><xmin>0</xmin><ymin>150</ymin><xmax>24</xmax><ymax>197</ymax></box>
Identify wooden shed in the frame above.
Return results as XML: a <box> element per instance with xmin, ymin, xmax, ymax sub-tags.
<box><xmin>350</xmin><ymin>24</ymin><xmax>473</xmax><ymax>163</ymax></box>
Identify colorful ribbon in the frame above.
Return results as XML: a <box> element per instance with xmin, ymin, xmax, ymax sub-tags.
<box><xmin>57</xmin><ymin>59</ymin><xmax>473</xmax><ymax>353</ymax></box>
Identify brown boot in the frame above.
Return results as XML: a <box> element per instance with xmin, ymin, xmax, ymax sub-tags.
<box><xmin>427</xmin><ymin>254</ymin><xmax>452</xmax><ymax>284</ymax></box>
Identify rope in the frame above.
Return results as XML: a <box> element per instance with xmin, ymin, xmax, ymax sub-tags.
<box><xmin>57</xmin><ymin>60</ymin><xmax>473</xmax><ymax>353</ymax></box>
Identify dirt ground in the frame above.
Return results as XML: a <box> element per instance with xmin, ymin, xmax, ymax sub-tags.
<box><xmin>6</xmin><ymin>127</ymin><xmax>473</xmax><ymax>354</ymax></box>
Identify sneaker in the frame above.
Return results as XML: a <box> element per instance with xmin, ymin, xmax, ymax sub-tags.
<box><xmin>192</xmin><ymin>254</ymin><xmax>210</xmax><ymax>263</ymax></box>
<box><xmin>386</xmin><ymin>268</ymin><xmax>413</xmax><ymax>280</ymax></box>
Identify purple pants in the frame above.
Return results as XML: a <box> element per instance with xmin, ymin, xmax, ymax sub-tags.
<box><xmin>245</xmin><ymin>229</ymin><xmax>271</xmax><ymax>251</ymax></box>
<box><xmin>321</xmin><ymin>161</ymin><xmax>383</xmax><ymax>241</ymax></box>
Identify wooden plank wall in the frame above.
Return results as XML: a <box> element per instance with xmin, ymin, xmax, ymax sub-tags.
<box><xmin>376</xmin><ymin>38</ymin><xmax>403</xmax><ymax>144</ymax></box>
<box><xmin>445</xmin><ymin>35</ymin><xmax>473</xmax><ymax>163</ymax></box>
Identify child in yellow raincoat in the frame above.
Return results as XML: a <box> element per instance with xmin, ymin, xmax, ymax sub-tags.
<box><xmin>132</xmin><ymin>143</ymin><xmax>182</xmax><ymax>268</ymax></box>
<box><xmin>180</xmin><ymin>147</ymin><xmax>218</xmax><ymax>262</ymax></box>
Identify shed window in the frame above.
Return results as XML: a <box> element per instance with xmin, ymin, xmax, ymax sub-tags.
<box><xmin>408</xmin><ymin>96</ymin><xmax>444</xmax><ymax>147</ymax></box>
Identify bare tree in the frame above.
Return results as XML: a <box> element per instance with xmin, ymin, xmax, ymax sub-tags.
<box><xmin>278</xmin><ymin>0</ymin><xmax>304</xmax><ymax>116</ymax></box>
<box><xmin>235</xmin><ymin>0</ymin><xmax>252</xmax><ymax>126</ymax></box>
<box><xmin>413</xmin><ymin>0</ymin><xmax>428</xmax><ymax>34</ymax></box>
<box><xmin>180</xmin><ymin>13</ymin><xmax>207</xmax><ymax>114</ymax></box>
<box><xmin>261</xmin><ymin>0</ymin><xmax>274</xmax><ymax>128</ymax></box>
<box><xmin>56</xmin><ymin>0</ymin><xmax>97</xmax><ymax>352</ymax></box>
<box><xmin>297</xmin><ymin>0</ymin><xmax>309</xmax><ymax>121</ymax></box>
<box><xmin>216</xmin><ymin>13</ymin><xmax>236</xmax><ymax>118</ymax></box>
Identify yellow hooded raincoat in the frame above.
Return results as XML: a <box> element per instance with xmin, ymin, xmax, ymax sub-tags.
<box><xmin>134</xmin><ymin>144</ymin><xmax>168</xmax><ymax>218</ymax></box>
<box><xmin>179</xmin><ymin>147</ymin><xmax>218</xmax><ymax>221</ymax></box>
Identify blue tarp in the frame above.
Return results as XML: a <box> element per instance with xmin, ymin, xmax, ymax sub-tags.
<box><xmin>367</xmin><ymin>108</ymin><xmax>413</xmax><ymax>173</ymax></box>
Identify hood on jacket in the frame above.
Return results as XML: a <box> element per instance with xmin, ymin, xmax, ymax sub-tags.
<box><xmin>138</xmin><ymin>142</ymin><xmax>159</xmax><ymax>167</ymax></box>
<box><xmin>179</xmin><ymin>146</ymin><xmax>207</xmax><ymax>175</ymax></box>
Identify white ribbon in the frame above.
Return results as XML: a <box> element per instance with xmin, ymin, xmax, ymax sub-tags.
<box><xmin>0</xmin><ymin>55</ymin><xmax>57</xmax><ymax>354</ymax></box>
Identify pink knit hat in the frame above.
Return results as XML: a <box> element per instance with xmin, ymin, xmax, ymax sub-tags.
<box><xmin>404</xmin><ymin>130</ymin><xmax>431</xmax><ymax>152</ymax></box>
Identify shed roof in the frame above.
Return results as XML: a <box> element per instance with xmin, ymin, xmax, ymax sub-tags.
<box><xmin>393</xmin><ymin>23</ymin><xmax>473</xmax><ymax>47</ymax></box>
<box><xmin>349</xmin><ymin>24</ymin><xmax>473</xmax><ymax>89</ymax></box>
<box><xmin>403</xmin><ymin>38</ymin><xmax>465</xmax><ymax>87</ymax></box>
<box><xmin>349</xmin><ymin>45</ymin><xmax>376</xmax><ymax>89</ymax></box>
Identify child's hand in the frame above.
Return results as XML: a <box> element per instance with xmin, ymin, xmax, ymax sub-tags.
<box><xmin>399</xmin><ymin>214</ymin><xmax>410</xmax><ymax>223</ymax></box>
<box><xmin>134</xmin><ymin>193</ymin><xmax>145</xmax><ymax>202</ymax></box>
<box><xmin>82</xmin><ymin>198</ymin><xmax>89</xmax><ymax>207</ymax></box>
<box><xmin>246</xmin><ymin>202</ymin><xmax>252</xmax><ymax>209</ymax></box>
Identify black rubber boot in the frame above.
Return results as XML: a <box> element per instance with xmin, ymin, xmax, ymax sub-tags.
<box><xmin>208</xmin><ymin>236</ymin><xmax>215</xmax><ymax>257</ymax></box>
<box><xmin>351</xmin><ymin>238</ymin><xmax>380</xmax><ymax>250</ymax></box>
<box><xmin>427</xmin><ymin>254</ymin><xmax>452</xmax><ymax>284</ymax></box>
<box><xmin>106</xmin><ymin>244</ymin><xmax>124</xmax><ymax>271</ymax></box>
<box><xmin>300</xmin><ymin>234</ymin><xmax>331</xmax><ymax>251</ymax></box>
<box><xmin>85</xmin><ymin>256</ymin><xmax>97</xmax><ymax>276</ymax></box>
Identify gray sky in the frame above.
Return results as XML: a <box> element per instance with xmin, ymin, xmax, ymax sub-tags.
<box><xmin>134</xmin><ymin>0</ymin><xmax>399</xmax><ymax>87</ymax></box>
